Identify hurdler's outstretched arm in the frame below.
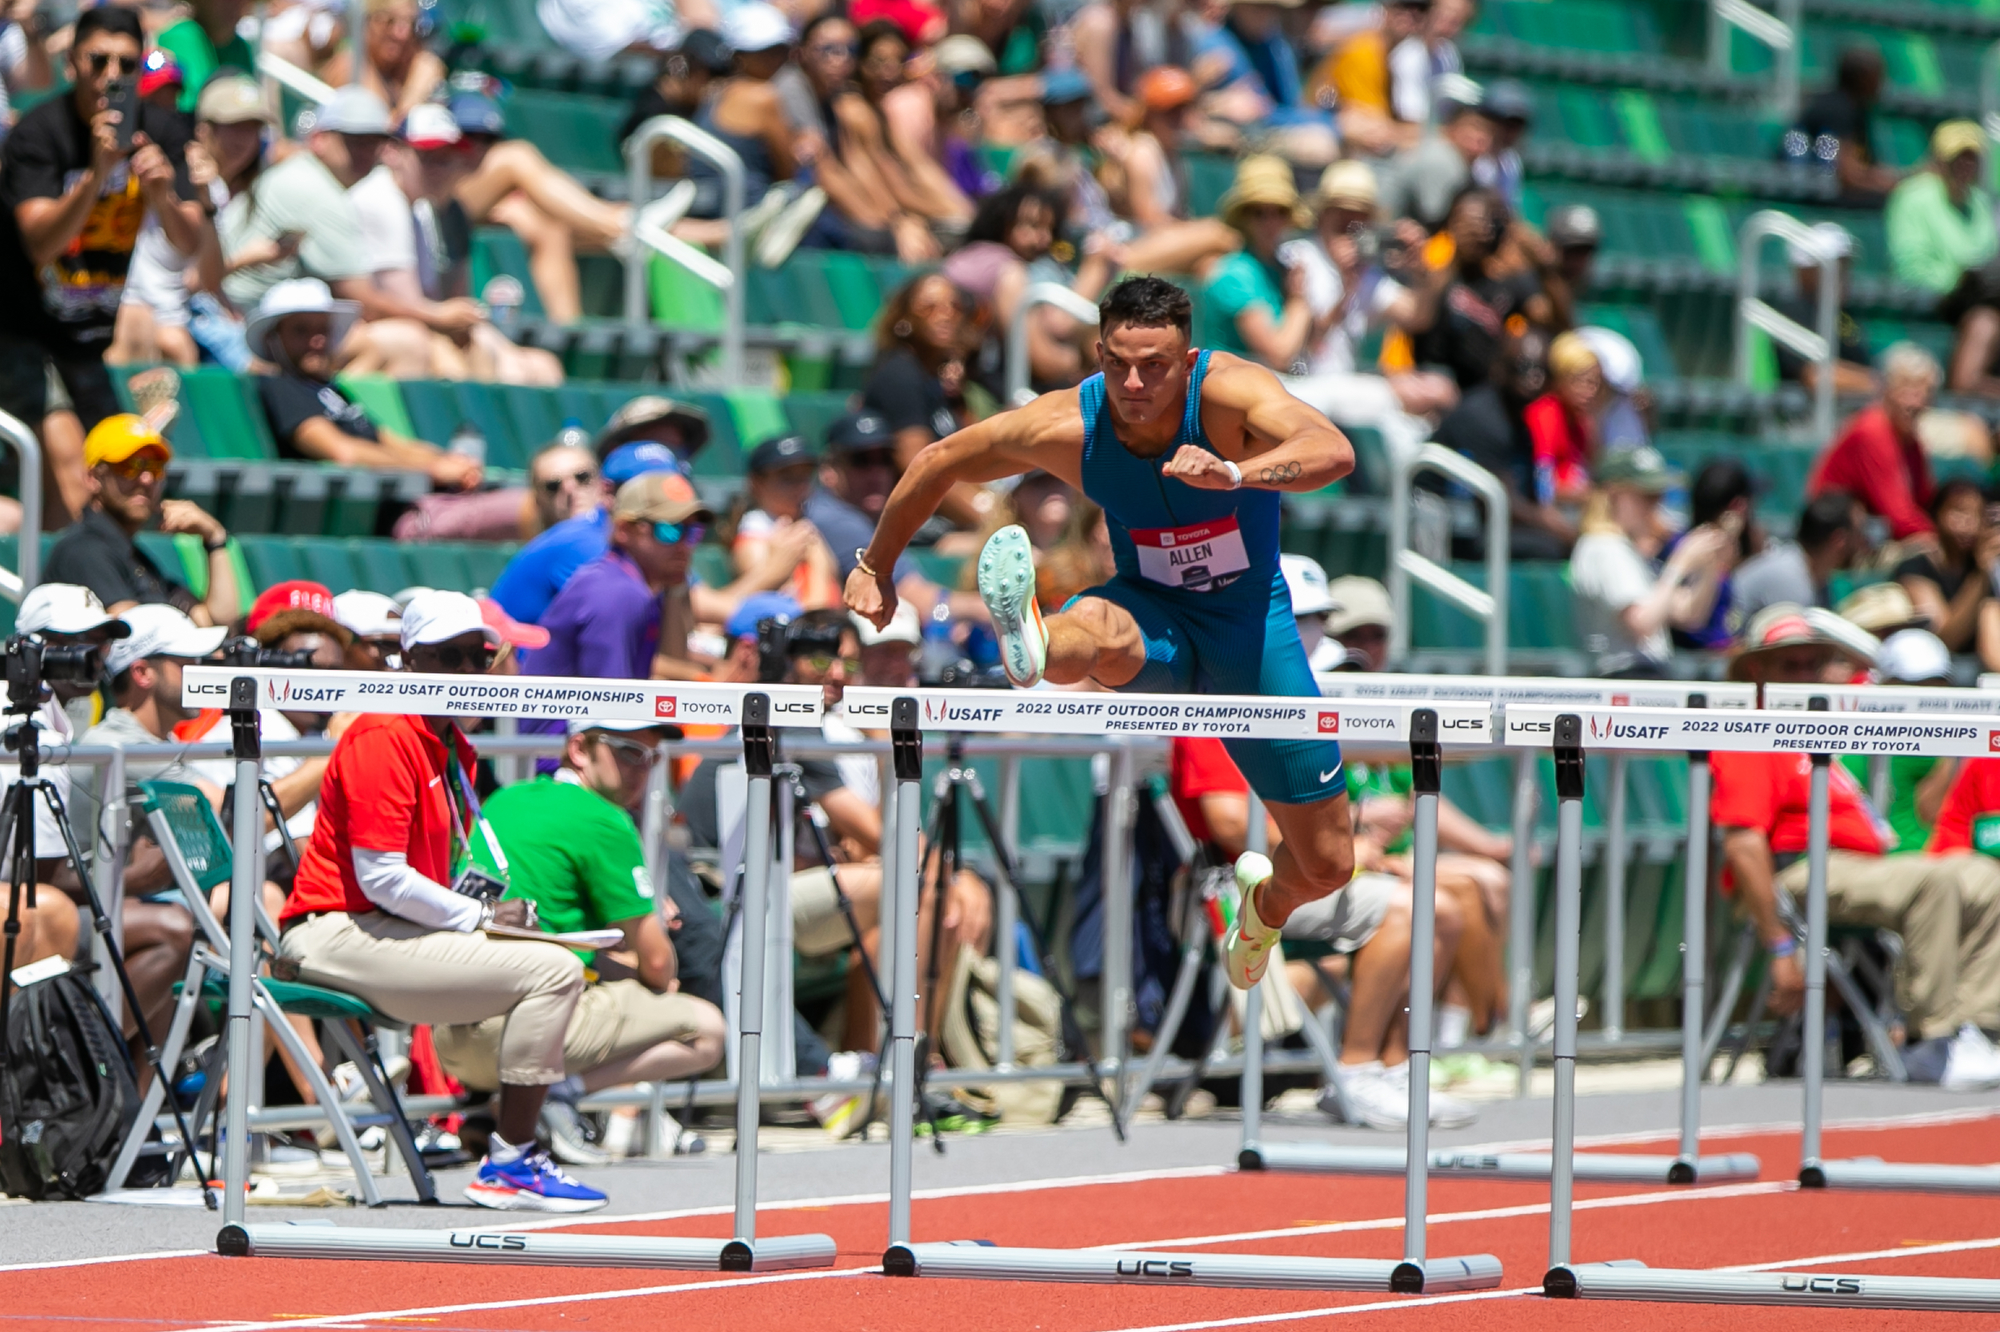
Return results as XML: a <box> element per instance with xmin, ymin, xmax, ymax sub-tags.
<box><xmin>846</xmin><ymin>390</ymin><xmax>1087</xmax><ymax>628</ymax></box>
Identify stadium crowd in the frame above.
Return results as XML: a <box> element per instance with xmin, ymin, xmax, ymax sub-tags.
<box><xmin>7</xmin><ymin>0</ymin><xmax>2000</xmax><ymax>1214</ymax></box>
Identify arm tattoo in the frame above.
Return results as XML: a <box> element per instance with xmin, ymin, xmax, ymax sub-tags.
<box><xmin>1257</xmin><ymin>460</ymin><xmax>1303</xmax><ymax>485</ymax></box>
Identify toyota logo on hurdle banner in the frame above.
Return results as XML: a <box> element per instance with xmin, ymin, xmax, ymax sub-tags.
<box><xmin>654</xmin><ymin>696</ymin><xmax>677</xmax><ymax>718</ymax></box>
<box><xmin>1989</xmin><ymin>730</ymin><xmax>2000</xmax><ymax>752</ymax></box>
<box><xmin>1317</xmin><ymin>711</ymin><xmax>1339</xmax><ymax>733</ymax></box>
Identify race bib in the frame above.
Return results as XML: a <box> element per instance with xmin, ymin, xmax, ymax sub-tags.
<box><xmin>1130</xmin><ymin>517</ymin><xmax>1251</xmax><ymax>592</ymax></box>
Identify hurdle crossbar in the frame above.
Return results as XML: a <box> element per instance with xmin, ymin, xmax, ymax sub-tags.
<box><xmin>194</xmin><ymin>678</ymin><xmax>835</xmax><ymax>1272</ymax></box>
<box><xmin>216</xmin><ymin>1222</ymin><xmax>836</xmax><ymax>1271</ymax></box>
<box><xmin>878</xmin><ymin>701</ymin><xmax>1501</xmax><ymax>1294</ymax></box>
<box><xmin>1522</xmin><ymin>703</ymin><xmax>2000</xmax><ymax>1309</ymax></box>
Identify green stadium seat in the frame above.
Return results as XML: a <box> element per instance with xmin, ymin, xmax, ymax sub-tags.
<box><xmin>725</xmin><ymin>390</ymin><xmax>790</xmax><ymax>447</ymax></box>
<box><xmin>336</xmin><ymin>374</ymin><xmax>416</xmax><ymax>439</ymax></box>
<box><xmin>405</xmin><ymin>545</ymin><xmax>474</xmax><ymax>593</ymax></box>
<box><xmin>785</xmin><ymin>391</ymin><xmax>855</xmax><ymax>446</ymax></box>
<box><xmin>180</xmin><ymin>367</ymin><xmax>279</xmax><ymax>461</ymax></box>
<box><xmin>294</xmin><ymin>536</ymin><xmax>362</xmax><ymax>593</ymax></box>
<box><xmin>470</xmin><ymin>227</ymin><xmax>549</xmax><ymax>319</ymax></box>
<box><xmin>648</xmin><ymin>254</ymin><xmax>725</xmax><ymax>332</ymax></box>
<box><xmin>238</xmin><ymin>535</ymin><xmax>305</xmax><ymax>589</ymax></box>
<box><xmin>500</xmin><ymin>89</ymin><xmax>627</xmax><ymax>175</ymax></box>
<box><xmin>347</xmin><ymin>538</ymin><xmax>413</xmax><ymax>594</ymax></box>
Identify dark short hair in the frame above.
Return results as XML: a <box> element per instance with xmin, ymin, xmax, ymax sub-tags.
<box><xmin>1097</xmin><ymin>276</ymin><xmax>1192</xmax><ymax>341</ymax></box>
<box><xmin>1798</xmin><ymin>490</ymin><xmax>1859</xmax><ymax>550</ymax></box>
<box><xmin>966</xmin><ymin>181</ymin><xmax>1066</xmax><ymax>249</ymax></box>
<box><xmin>1690</xmin><ymin>458</ymin><xmax>1753</xmax><ymax>528</ymax></box>
<box><xmin>74</xmin><ymin>6</ymin><xmax>143</xmax><ymax>49</ymax></box>
<box><xmin>1932</xmin><ymin>475</ymin><xmax>1982</xmax><ymax>520</ymax></box>
<box><xmin>857</xmin><ymin>19</ymin><xmax>908</xmax><ymax>59</ymax></box>
<box><xmin>785</xmin><ymin>607</ymin><xmax>851</xmax><ymax>657</ymax></box>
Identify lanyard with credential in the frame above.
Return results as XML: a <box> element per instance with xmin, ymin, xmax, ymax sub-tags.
<box><xmin>441</xmin><ymin>738</ymin><xmax>509</xmax><ymax>880</ymax></box>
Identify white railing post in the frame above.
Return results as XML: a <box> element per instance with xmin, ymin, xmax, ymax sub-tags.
<box><xmin>1007</xmin><ymin>284</ymin><xmax>1101</xmax><ymax>406</ymax></box>
<box><xmin>0</xmin><ymin>409</ymin><xmax>41</xmax><ymax>598</ymax></box>
<box><xmin>623</xmin><ymin>116</ymin><xmax>745</xmax><ymax>386</ymax></box>
<box><xmin>1735</xmin><ymin>210</ymin><xmax>1840</xmax><ymax>442</ymax></box>
<box><xmin>1387</xmin><ymin>445</ymin><xmax>1509</xmax><ymax>676</ymax></box>
<box><xmin>1711</xmin><ymin>0</ymin><xmax>1800</xmax><ymax>118</ymax></box>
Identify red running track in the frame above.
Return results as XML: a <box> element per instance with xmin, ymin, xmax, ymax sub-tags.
<box><xmin>12</xmin><ymin>1111</ymin><xmax>2000</xmax><ymax>1332</ymax></box>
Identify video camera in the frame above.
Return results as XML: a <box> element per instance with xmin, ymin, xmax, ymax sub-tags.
<box><xmin>221</xmin><ymin>637</ymin><xmax>318</xmax><ymax>671</ymax></box>
<box><xmin>2</xmin><ymin>633</ymin><xmax>104</xmax><ymax>713</ymax></box>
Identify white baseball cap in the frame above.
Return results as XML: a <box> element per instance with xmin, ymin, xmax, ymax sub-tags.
<box><xmin>722</xmin><ymin>1</ymin><xmax>793</xmax><ymax>51</ymax></box>
<box><xmin>1878</xmin><ymin>628</ymin><xmax>1951</xmax><ymax>684</ymax></box>
<box><xmin>1787</xmin><ymin>220</ymin><xmax>1854</xmax><ymax>269</ymax></box>
<box><xmin>1281</xmin><ymin>554</ymin><xmax>1336</xmax><ymax>618</ymax></box>
<box><xmin>1325</xmin><ymin>576</ymin><xmax>1394</xmax><ymax>636</ymax></box>
<box><xmin>852</xmin><ymin>600</ymin><xmax>922</xmax><ymax>648</ymax></box>
<box><xmin>16</xmin><ymin>583</ymin><xmax>130</xmax><ymax>637</ymax></box>
<box><xmin>1576</xmin><ymin>326</ymin><xmax>1643</xmax><ymax>395</ymax></box>
<box><xmin>309</xmin><ymin>84</ymin><xmax>394</xmax><ymax>136</ymax></box>
<box><xmin>106</xmin><ymin>604</ymin><xmax>228</xmax><ymax>677</ymax></box>
<box><xmin>333</xmin><ymin>589</ymin><xmax>402</xmax><ymax>640</ymax></box>
<box><xmin>399</xmin><ymin>589</ymin><xmax>501</xmax><ymax>651</ymax></box>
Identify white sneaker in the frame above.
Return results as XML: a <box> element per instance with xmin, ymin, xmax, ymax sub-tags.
<box><xmin>1330</xmin><ymin>1061</ymin><xmax>1409</xmax><ymax>1130</ymax></box>
<box><xmin>1385</xmin><ymin>1060</ymin><xmax>1478</xmax><ymax>1128</ymax></box>
<box><xmin>1223</xmin><ymin>853</ymin><xmax>1277</xmax><ymax>990</ymax></box>
<box><xmin>976</xmin><ymin>525</ymin><xmax>1047</xmax><ymax>687</ymax></box>
<box><xmin>1527</xmin><ymin>995</ymin><xmax>1590</xmax><ymax>1040</ymax></box>
<box><xmin>1941</xmin><ymin>1024</ymin><xmax>2000</xmax><ymax>1091</ymax></box>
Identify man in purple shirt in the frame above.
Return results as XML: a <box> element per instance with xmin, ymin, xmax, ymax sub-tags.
<box><xmin>529</xmin><ymin>469</ymin><xmax>711</xmax><ymax>681</ymax></box>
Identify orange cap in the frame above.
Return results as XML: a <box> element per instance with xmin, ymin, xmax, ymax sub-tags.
<box><xmin>1139</xmin><ymin>67</ymin><xmax>1197</xmax><ymax>112</ymax></box>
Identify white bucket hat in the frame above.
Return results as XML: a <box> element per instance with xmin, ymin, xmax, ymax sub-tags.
<box><xmin>245</xmin><ymin>278</ymin><xmax>361</xmax><ymax>366</ymax></box>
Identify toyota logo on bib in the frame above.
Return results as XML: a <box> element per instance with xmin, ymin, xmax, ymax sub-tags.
<box><xmin>655</xmin><ymin>696</ymin><xmax>678</xmax><ymax>718</ymax></box>
<box><xmin>1989</xmin><ymin>730</ymin><xmax>2000</xmax><ymax>752</ymax></box>
<box><xmin>1317</xmin><ymin>711</ymin><xmax>1339</xmax><ymax>734</ymax></box>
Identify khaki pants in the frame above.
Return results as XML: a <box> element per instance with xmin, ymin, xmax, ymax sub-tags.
<box><xmin>792</xmin><ymin>866</ymin><xmax>863</xmax><ymax>958</ymax></box>
<box><xmin>280</xmin><ymin>910</ymin><xmax>584</xmax><ymax>1085</ymax></box>
<box><xmin>432</xmin><ymin>979</ymin><xmax>717</xmax><ymax>1092</ymax></box>
<box><xmin>1776</xmin><ymin>851</ymin><xmax>2000</xmax><ymax>1041</ymax></box>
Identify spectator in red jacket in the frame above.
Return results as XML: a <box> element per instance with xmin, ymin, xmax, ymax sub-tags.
<box><xmin>1716</xmin><ymin>603</ymin><xmax>2000</xmax><ymax>1088</ymax></box>
<box><xmin>1808</xmin><ymin>343</ymin><xmax>1941</xmax><ymax>546</ymax></box>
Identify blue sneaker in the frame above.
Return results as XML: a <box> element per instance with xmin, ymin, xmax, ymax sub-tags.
<box><xmin>463</xmin><ymin>1148</ymin><xmax>608</xmax><ymax>1213</ymax></box>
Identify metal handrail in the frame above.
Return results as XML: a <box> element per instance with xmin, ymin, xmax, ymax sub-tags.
<box><xmin>623</xmin><ymin>116</ymin><xmax>745</xmax><ymax>386</ymax></box>
<box><xmin>1982</xmin><ymin>41</ymin><xmax>2000</xmax><ymax>146</ymax></box>
<box><xmin>256</xmin><ymin>50</ymin><xmax>338</xmax><ymax>107</ymax></box>
<box><xmin>1735</xmin><ymin>209</ymin><xmax>1840</xmax><ymax>441</ymax></box>
<box><xmin>1710</xmin><ymin>0</ymin><xmax>1801</xmax><ymax>118</ymax></box>
<box><xmin>1006</xmin><ymin>283</ymin><xmax>1100</xmax><ymax>405</ymax></box>
<box><xmin>1386</xmin><ymin>444</ymin><xmax>1509</xmax><ymax>676</ymax></box>
<box><xmin>0</xmin><ymin>408</ymin><xmax>41</xmax><ymax>599</ymax></box>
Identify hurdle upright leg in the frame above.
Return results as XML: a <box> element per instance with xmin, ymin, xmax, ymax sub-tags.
<box><xmin>1545</xmin><ymin>716</ymin><xmax>1586</xmax><ymax>1277</ymax></box>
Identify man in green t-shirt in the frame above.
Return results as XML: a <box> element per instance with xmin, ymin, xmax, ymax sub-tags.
<box><xmin>156</xmin><ymin>0</ymin><xmax>257</xmax><ymax>113</ymax></box>
<box><xmin>435</xmin><ymin>717</ymin><xmax>725</xmax><ymax>1158</ymax></box>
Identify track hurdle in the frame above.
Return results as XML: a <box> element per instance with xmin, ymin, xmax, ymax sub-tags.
<box><xmin>189</xmin><ymin>668</ymin><xmax>837</xmax><ymax>1273</ymax></box>
<box><xmin>848</xmin><ymin>687</ymin><xmax>1505</xmax><ymax>1295</ymax></box>
<box><xmin>1265</xmin><ymin>674</ymin><xmax>1758</xmax><ymax>1185</ymax></box>
<box><xmin>1507</xmin><ymin>701</ymin><xmax>2000</xmax><ymax>1311</ymax></box>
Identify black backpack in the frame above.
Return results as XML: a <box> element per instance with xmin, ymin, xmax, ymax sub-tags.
<box><xmin>0</xmin><ymin>970</ymin><xmax>141</xmax><ymax>1200</ymax></box>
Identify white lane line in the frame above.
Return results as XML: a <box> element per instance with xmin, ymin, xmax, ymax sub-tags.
<box><xmin>1100</xmin><ymin>1180</ymin><xmax>1793</xmax><ymax>1251</ymax></box>
<box><xmin>1083</xmin><ymin>1234</ymin><xmax>2000</xmax><ymax>1332</ymax></box>
<box><xmin>153</xmin><ymin>1182</ymin><xmax>1792</xmax><ymax>1330</ymax></box>
<box><xmin>189</xmin><ymin>1264</ymin><xmax>876</xmax><ymax>1332</ymax></box>
<box><xmin>1465</xmin><ymin>1102</ymin><xmax>2000</xmax><ymax>1155</ymax></box>
<box><xmin>0</xmin><ymin>1249</ymin><xmax>205</xmax><ymax>1274</ymax></box>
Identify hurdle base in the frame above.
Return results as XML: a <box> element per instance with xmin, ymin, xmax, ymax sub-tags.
<box><xmin>1557</xmin><ymin>1261</ymin><xmax>2000</xmax><ymax>1311</ymax></box>
<box><xmin>884</xmin><ymin>1241</ymin><xmax>1502</xmax><ymax>1292</ymax></box>
<box><xmin>1245</xmin><ymin>1143</ymin><xmax>1759</xmax><ymax>1186</ymax></box>
<box><xmin>1806</xmin><ymin>1157</ymin><xmax>2000</xmax><ymax>1195</ymax></box>
<box><xmin>218</xmin><ymin>1222</ymin><xmax>838</xmax><ymax>1272</ymax></box>
<box><xmin>1544</xmin><ymin>1260</ymin><xmax>1647</xmax><ymax>1298</ymax></box>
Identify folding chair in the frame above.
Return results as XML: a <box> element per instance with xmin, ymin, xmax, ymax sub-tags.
<box><xmin>102</xmin><ymin>781</ymin><xmax>437</xmax><ymax>1203</ymax></box>
<box><xmin>1701</xmin><ymin>890</ymin><xmax>1907</xmax><ymax>1085</ymax></box>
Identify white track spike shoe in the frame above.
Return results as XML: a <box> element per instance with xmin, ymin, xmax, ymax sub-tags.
<box><xmin>977</xmin><ymin>524</ymin><xmax>1048</xmax><ymax>687</ymax></box>
<box><xmin>1224</xmin><ymin>852</ymin><xmax>1277</xmax><ymax>990</ymax></box>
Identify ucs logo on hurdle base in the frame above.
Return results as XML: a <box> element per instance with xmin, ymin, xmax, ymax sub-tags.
<box><xmin>1782</xmin><ymin>1276</ymin><xmax>1863</xmax><ymax>1296</ymax></box>
<box><xmin>1116</xmin><ymin>1258</ymin><xmax>1197</xmax><ymax>1279</ymax></box>
<box><xmin>448</xmin><ymin>1233</ymin><xmax>529</xmax><ymax>1251</ymax></box>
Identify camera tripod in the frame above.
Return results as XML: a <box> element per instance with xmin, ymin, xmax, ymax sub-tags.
<box><xmin>914</xmin><ymin>737</ymin><xmax>1123</xmax><ymax>1140</ymax></box>
<box><xmin>0</xmin><ymin>701</ymin><xmax>213</xmax><ymax>1207</ymax></box>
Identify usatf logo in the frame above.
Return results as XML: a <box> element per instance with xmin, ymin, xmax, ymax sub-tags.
<box><xmin>925</xmin><ymin>698</ymin><xmax>947</xmax><ymax>723</ymax></box>
<box><xmin>266</xmin><ymin>679</ymin><xmax>340</xmax><ymax>704</ymax></box>
<box><xmin>1317</xmin><ymin>711</ymin><xmax>1339</xmax><ymax>734</ymax></box>
<box><xmin>654</xmin><ymin>696</ymin><xmax>678</xmax><ymax>718</ymax></box>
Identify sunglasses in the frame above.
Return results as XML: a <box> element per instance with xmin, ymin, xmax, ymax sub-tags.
<box><xmin>842</xmin><ymin>450</ymin><xmax>896</xmax><ymax>470</ymax></box>
<box><xmin>412</xmin><ymin>643</ymin><xmax>495</xmax><ymax>671</ymax></box>
<box><xmin>538</xmin><ymin>469</ymin><xmax>598</xmax><ymax>496</ymax></box>
<box><xmin>594</xmin><ymin>734</ymin><xmax>661</xmax><ymax>767</ymax></box>
<box><xmin>653</xmin><ymin>521</ymin><xmax>707</xmax><ymax>545</ymax></box>
<box><xmin>104</xmin><ymin>453</ymin><xmax>167</xmax><ymax>482</ymax></box>
<box><xmin>84</xmin><ymin>52</ymin><xmax>138</xmax><ymax>75</ymax></box>
<box><xmin>798</xmin><ymin>653</ymin><xmax>861</xmax><ymax>675</ymax></box>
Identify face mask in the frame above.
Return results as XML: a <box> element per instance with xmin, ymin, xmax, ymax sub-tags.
<box><xmin>1296</xmin><ymin>616</ymin><xmax>1325</xmax><ymax>661</ymax></box>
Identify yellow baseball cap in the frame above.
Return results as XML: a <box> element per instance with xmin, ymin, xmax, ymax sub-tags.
<box><xmin>83</xmin><ymin>414</ymin><xmax>171</xmax><ymax>468</ymax></box>
<box><xmin>1932</xmin><ymin>119</ymin><xmax>1986</xmax><ymax>163</ymax></box>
